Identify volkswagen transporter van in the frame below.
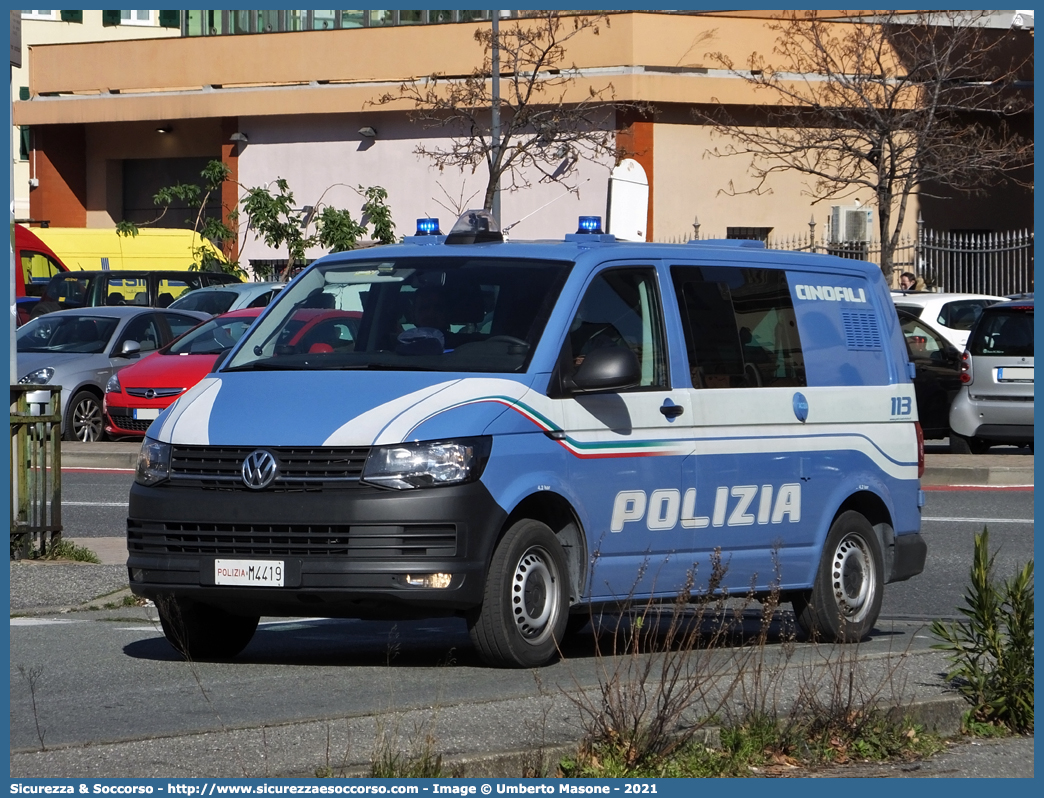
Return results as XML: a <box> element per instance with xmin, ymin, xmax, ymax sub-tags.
<box><xmin>127</xmin><ymin>211</ymin><xmax>926</xmax><ymax>667</ymax></box>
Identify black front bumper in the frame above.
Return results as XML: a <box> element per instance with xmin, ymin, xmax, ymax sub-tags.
<box><xmin>127</xmin><ymin>479</ymin><xmax>508</xmax><ymax>619</ymax></box>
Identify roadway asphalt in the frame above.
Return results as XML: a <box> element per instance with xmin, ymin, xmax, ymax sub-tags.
<box><xmin>7</xmin><ymin>441</ymin><xmax>1034</xmax><ymax>778</ymax></box>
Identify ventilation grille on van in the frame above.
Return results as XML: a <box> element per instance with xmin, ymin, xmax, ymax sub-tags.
<box><xmin>841</xmin><ymin>310</ymin><xmax>882</xmax><ymax>350</ymax></box>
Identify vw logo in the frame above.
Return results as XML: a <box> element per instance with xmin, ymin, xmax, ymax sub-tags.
<box><xmin>145</xmin><ymin>389</ymin><xmax>156</xmax><ymax>400</ymax></box>
<box><xmin>242</xmin><ymin>450</ymin><xmax>278</xmax><ymax>490</ymax></box>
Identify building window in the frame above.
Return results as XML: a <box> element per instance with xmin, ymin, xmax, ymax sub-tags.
<box><xmin>726</xmin><ymin>227</ymin><xmax>774</xmax><ymax>242</ymax></box>
<box><xmin>120</xmin><ymin>10</ymin><xmax>155</xmax><ymax>26</ymax></box>
<box><xmin>22</xmin><ymin>10</ymin><xmax>58</xmax><ymax>20</ymax></box>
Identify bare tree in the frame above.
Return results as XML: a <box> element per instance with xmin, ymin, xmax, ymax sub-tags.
<box><xmin>376</xmin><ymin>11</ymin><xmax>641</xmax><ymax>215</ymax></box>
<box><xmin>694</xmin><ymin>10</ymin><xmax>1033</xmax><ymax>278</ymax></box>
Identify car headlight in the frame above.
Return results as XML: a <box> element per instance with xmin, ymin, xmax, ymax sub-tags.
<box><xmin>105</xmin><ymin>373</ymin><xmax>122</xmax><ymax>394</ymax></box>
<box><xmin>362</xmin><ymin>437</ymin><xmax>491</xmax><ymax>490</ymax></box>
<box><xmin>136</xmin><ymin>438</ymin><xmax>172</xmax><ymax>486</ymax></box>
<box><xmin>18</xmin><ymin>367</ymin><xmax>54</xmax><ymax>385</ymax></box>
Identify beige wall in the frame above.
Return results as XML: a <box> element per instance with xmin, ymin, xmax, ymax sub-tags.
<box><xmin>653</xmin><ymin>123</ymin><xmax>922</xmax><ymax>243</ymax></box>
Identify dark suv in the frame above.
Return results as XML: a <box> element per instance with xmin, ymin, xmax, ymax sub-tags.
<box><xmin>29</xmin><ymin>270</ymin><xmax>242</xmax><ymax>321</ymax></box>
<box><xmin>949</xmin><ymin>298</ymin><xmax>1034</xmax><ymax>453</ymax></box>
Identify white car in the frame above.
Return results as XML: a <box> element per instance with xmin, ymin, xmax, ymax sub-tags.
<box><xmin>167</xmin><ymin>281</ymin><xmax>285</xmax><ymax>315</ymax></box>
<box><xmin>891</xmin><ymin>291</ymin><xmax>1005</xmax><ymax>351</ymax></box>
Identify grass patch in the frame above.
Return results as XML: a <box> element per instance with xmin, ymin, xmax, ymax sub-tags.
<box><xmin>34</xmin><ymin>539</ymin><xmax>100</xmax><ymax>564</ymax></box>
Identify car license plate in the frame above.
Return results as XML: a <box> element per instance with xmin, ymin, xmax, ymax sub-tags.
<box><xmin>215</xmin><ymin>559</ymin><xmax>284</xmax><ymax>587</ymax></box>
<box><xmin>997</xmin><ymin>367</ymin><xmax>1033</xmax><ymax>382</ymax></box>
<box><xmin>132</xmin><ymin>408</ymin><xmax>160</xmax><ymax>420</ymax></box>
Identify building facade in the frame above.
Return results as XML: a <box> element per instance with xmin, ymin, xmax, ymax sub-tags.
<box><xmin>13</xmin><ymin>11</ymin><xmax>1033</xmax><ymax>269</ymax></box>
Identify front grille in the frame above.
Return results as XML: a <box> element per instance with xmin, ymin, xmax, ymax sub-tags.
<box><xmin>126</xmin><ymin>387</ymin><xmax>182</xmax><ymax>398</ymax></box>
<box><xmin>113</xmin><ymin>417</ymin><xmax>154</xmax><ymax>432</ymax></box>
<box><xmin>128</xmin><ymin>520</ymin><xmax>457</xmax><ymax>558</ymax></box>
<box><xmin>169</xmin><ymin>445</ymin><xmax>371</xmax><ymax>490</ymax></box>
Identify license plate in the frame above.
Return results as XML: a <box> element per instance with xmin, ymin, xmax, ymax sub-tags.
<box><xmin>998</xmin><ymin>367</ymin><xmax>1033</xmax><ymax>382</ymax></box>
<box><xmin>132</xmin><ymin>408</ymin><xmax>160</xmax><ymax>420</ymax></box>
<box><xmin>215</xmin><ymin>559</ymin><xmax>284</xmax><ymax>587</ymax></box>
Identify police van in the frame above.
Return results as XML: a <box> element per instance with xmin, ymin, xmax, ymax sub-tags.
<box><xmin>128</xmin><ymin>211</ymin><xmax>926</xmax><ymax>667</ymax></box>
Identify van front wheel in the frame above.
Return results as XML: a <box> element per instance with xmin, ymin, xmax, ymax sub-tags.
<box><xmin>157</xmin><ymin>595</ymin><xmax>259</xmax><ymax>660</ymax></box>
<box><xmin>793</xmin><ymin>511</ymin><xmax>883</xmax><ymax>642</ymax></box>
<box><xmin>468</xmin><ymin>519</ymin><xmax>569</xmax><ymax>668</ymax></box>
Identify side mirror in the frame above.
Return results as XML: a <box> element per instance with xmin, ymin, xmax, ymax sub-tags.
<box><xmin>211</xmin><ymin>348</ymin><xmax>232</xmax><ymax>373</ymax></box>
<box><xmin>571</xmin><ymin>345</ymin><xmax>641</xmax><ymax>394</ymax></box>
<box><xmin>120</xmin><ymin>340</ymin><xmax>141</xmax><ymax>358</ymax></box>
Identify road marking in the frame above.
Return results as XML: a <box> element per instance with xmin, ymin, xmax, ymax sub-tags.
<box><xmin>60</xmin><ymin>501</ymin><xmax>128</xmax><ymax>507</ymax></box>
<box><xmin>10</xmin><ymin>618</ymin><xmax>84</xmax><ymax>626</ymax></box>
<box><xmin>923</xmin><ymin>516</ymin><xmax>1033</xmax><ymax>524</ymax></box>
<box><xmin>924</xmin><ymin>485</ymin><xmax>1033</xmax><ymax>491</ymax></box>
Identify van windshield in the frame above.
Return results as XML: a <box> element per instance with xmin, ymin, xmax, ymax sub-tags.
<box><xmin>225</xmin><ymin>256</ymin><xmax>571</xmax><ymax>373</ymax></box>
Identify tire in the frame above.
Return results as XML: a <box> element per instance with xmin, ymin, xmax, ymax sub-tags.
<box><xmin>64</xmin><ymin>390</ymin><xmax>105</xmax><ymax>442</ymax></box>
<box><xmin>467</xmin><ymin>519</ymin><xmax>570</xmax><ymax>667</ymax></box>
<box><xmin>157</xmin><ymin>595</ymin><xmax>259</xmax><ymax>660</ymax></box>
<box><xmin>950</xmin><ymin>432</ymin><xmax>990</xmax><ymax>455</ymax></box>
<box><xmin>793</xmin><ymin>511</ymin><xmax>883</xmax><ymax>643</ymax></box>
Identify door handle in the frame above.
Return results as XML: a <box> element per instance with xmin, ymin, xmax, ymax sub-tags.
<box><xmin>659</xmin><ymin>403</ymin><xmax>684</xmax><ymax>419</ymax></box>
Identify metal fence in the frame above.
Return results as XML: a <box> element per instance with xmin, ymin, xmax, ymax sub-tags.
<box><xmin>660</xmin><ymin>222</ymin><xmax>1034</xmax><ymax>297</ymax></box>
<box><xmin>10</xmin><ymin>385</ymin><xmax>62</xmax><ymax>559</ymax></box>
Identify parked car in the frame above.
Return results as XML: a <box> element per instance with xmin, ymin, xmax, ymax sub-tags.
<box><xmin>167</xmin><ymin>282</ymin><xmax>285</xmax><ymax>315</ymax></box>
<box><xmin>27</xmin><ymin>270</ymin><xmax>242</xmax><ymax>322</ymax></box>
<box><xmin>891</xmin><ymin>291</ymin><xmax>1005</xmax><ymax>350</ymax></box>
<box><xmin>104</xmin><ymin>308</ymin><xmax>264</xmax><ymax>438</ymax></box>
<box><xmin>896</xmin><ymin>309</ymin><xmax>963</xmax><ymax>440</ymax></box>
<box><xmin>949</xmin><ymin>298</ymin><xmax>1034</xmax><ymax>453</ymax></box>
<box><xmin>16</xmin><ymin>306</ymin><xmax>209</xmax><ymax>442</ymax></box>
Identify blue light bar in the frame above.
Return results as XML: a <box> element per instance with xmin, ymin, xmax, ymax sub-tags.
<box><xmin>415</xmin><ymin>218</ymin><xmax>442</xmax><ymax>236</ymax></box>
<box><xmin>577</xmin><ymin>216</ymin><xmax>603</xmax><ymax>234</ymax></box>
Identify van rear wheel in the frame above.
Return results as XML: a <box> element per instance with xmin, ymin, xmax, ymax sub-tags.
<box><xmin>793</xmin><ymin>511</ymin><xmax>883</xmax><ymax>642</ymax></box>
<box><xmin>467</xmin><ymin>519</ymin><xmax>569</xmax><ymax>668</ymax></box>
<box><xmin>157</xmin><ymin>595</ymin><xmax>259</xmax><ymax>660</ymax></box>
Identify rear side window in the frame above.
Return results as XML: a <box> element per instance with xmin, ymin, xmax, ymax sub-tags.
<box><xmin>671</xmin><ymin>265</ymin><xmax>805</xmax><ymax>389</ymax></box>
<box><xmin>938</xmin><ymin>299</ymin><xmax>994</xmax><ymax>331</ymax></box>
<box><xmin>970</xmin><ymin>307</ymin><xmax>1034</xmax><ymax>357</ymax></box>
<box><xmin>105</xmin><ymin>276</ymin><xmax>148</xmax><ymax>306</ymax></box>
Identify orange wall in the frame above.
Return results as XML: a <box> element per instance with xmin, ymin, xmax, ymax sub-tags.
<box><xmin>29</xmin><ymin>124</ymin><xmax>87</xmax><ymax>226</ymax></box>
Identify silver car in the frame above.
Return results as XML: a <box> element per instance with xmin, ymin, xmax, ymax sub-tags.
<box><xmin>949</xmin><ymin>298</ymin><xmax>1034</xmax><ymax>453</ymax></box>
<box><xmin>167</xmin><ymin>281</ymin><xmax>285</xmax><ymax>315</ymax></box>
<box><xmin>16</xmin><ymin>306</ymin><xmax>209</xmax><ymax>442</ymax></box>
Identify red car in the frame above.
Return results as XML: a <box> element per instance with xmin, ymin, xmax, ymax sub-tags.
<box><xmin>104</xmin><ymin>308</ymin><xmax>264</xmax><ymax>438</ymax></box>
<box><xmin>104</xmin><ymin>307</ymin><xmax>361</xmax><ymax>437</ymax></box>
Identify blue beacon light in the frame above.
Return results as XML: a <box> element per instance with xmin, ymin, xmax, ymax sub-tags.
<box><xmin>415</xmin><ymin>218</ymin><xmax>442</xmax><ymax>236</ymax></box>
<box><xmin>577</xmin><ymin>216</ymin><xmax>603</xmax><ymax>234</ymax></box>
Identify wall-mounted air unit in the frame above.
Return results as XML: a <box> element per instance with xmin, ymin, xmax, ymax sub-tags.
<box><xmin>830</xmin><ymin>205</ymin><xmax>873</xmax><ymax>242</ymax></box>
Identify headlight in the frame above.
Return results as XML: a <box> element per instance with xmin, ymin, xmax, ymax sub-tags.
<box><xmin>18</xmin><ymin>368</ymin><xmax>54</xmax><ymax>385</ymax></box>
<box><xmin>136</xmin><ymin>438</ymin><xmax>172</xmax><ymax>486</ymax></box>
<box><xmin>362</xmin><ymin>437</ymin><xmax>491</xmax><ymax>490</ymax></box>
<box><xmin>105</xmin><ymin>373</ymin><xmax>122</xmax><ymax>394</ymax></box>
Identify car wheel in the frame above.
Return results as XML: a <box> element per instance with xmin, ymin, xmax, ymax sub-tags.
<box><xmin>792</xmin><ymin>511</ymin><xmax>883</xmax><ymax>643</ymax></box>
<box><xmin>950</xmin><ymin>433</ymin><xmax>990</xmax><ymax>455</ymax></box>
<box><xmin>156</xmin><ymin>595</ymin><xmax>259</xmax><ymax>660</ymax></box>
<box><xmin>63</xmin><ymin>390</ymin><xmax>105</xmax><ymax>442</ymax></box>
<box><xmin>467</xmin><ymin>519</ymin><xmax>570</xmax><ymax>668</ymax></box>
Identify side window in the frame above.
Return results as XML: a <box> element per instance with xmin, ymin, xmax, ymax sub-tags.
<box><xmin>105</xmin><ymin>276</ymin><xmax>148</xmax><ymax>306</ymax></box>
<box><xmin>900</xmin><ymin>316</ymin><xmax>946</xmax><ymax>361</ymax></box>
<box><xmin>158</xmin><ymin>277</ymin><xmax>205</xmax><ymax>306</ymax></box>
<box><xmin>164</xmin><ymin>313</ymin><xmax>205</xmax><ymax>341</ymax></box>
<box><xmin>117</xmin><ymin>314</ymin><xmax>162</xmax><ymax>354</ymax></box>
<box><xmin>671</xmin><ymin>265</ymin><xmax>805</xmax><ymax>389</ymax></box>
<box><xmin>563</xmin><ymin>268</ymin><xmax>667</xmax><ymax>389</ymax></box>
<box><xmin>21</xmin><ymin>252</ymin><xmax>64</xmax><ymax>296</ymax></box>
<box><xmin>247</xmin><ymin>289</ymin><xmax>277</xmax><ymax>308</ymax></box>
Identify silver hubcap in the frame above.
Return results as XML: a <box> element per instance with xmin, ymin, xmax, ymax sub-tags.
<box><xmin>72</xmin><ymin>398</ymin><xmax>103</xmax><ymax>442</ymax></box>
<box><xmin>511</xmin><ymin>546</ymin><xmax>560</xmax><ymax>645</ymax></box>
<box><xmin>831</xmin><ymin>533</ymin><xmax>875</xmax><ymax>622</ymax></box>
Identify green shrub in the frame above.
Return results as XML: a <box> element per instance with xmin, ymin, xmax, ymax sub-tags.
<box><xmin>931</xmin><ymin>528</ymin><xmax>1034</xmax><ymax>734</ymax></box>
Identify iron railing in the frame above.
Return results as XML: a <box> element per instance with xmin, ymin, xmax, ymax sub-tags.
<box><xmin>662</xmin><ymin>221</ymin><xmax>1034</xmax><ymax>296</ymax></box>
<box><xmin>10</xmin><ymin>385</ymin><xmax>62</xmax><ymax>559</ymax></box>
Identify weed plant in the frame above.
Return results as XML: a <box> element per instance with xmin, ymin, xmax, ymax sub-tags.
<box><xmin>931</xmin><ymin>527</ymin><xmax>1034</xmax><ymax>734</ymax></box>
<box><xmin>33</xmin><ymin>539</ymin><xmax>100</xmax><ymax>563</ymax></box>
